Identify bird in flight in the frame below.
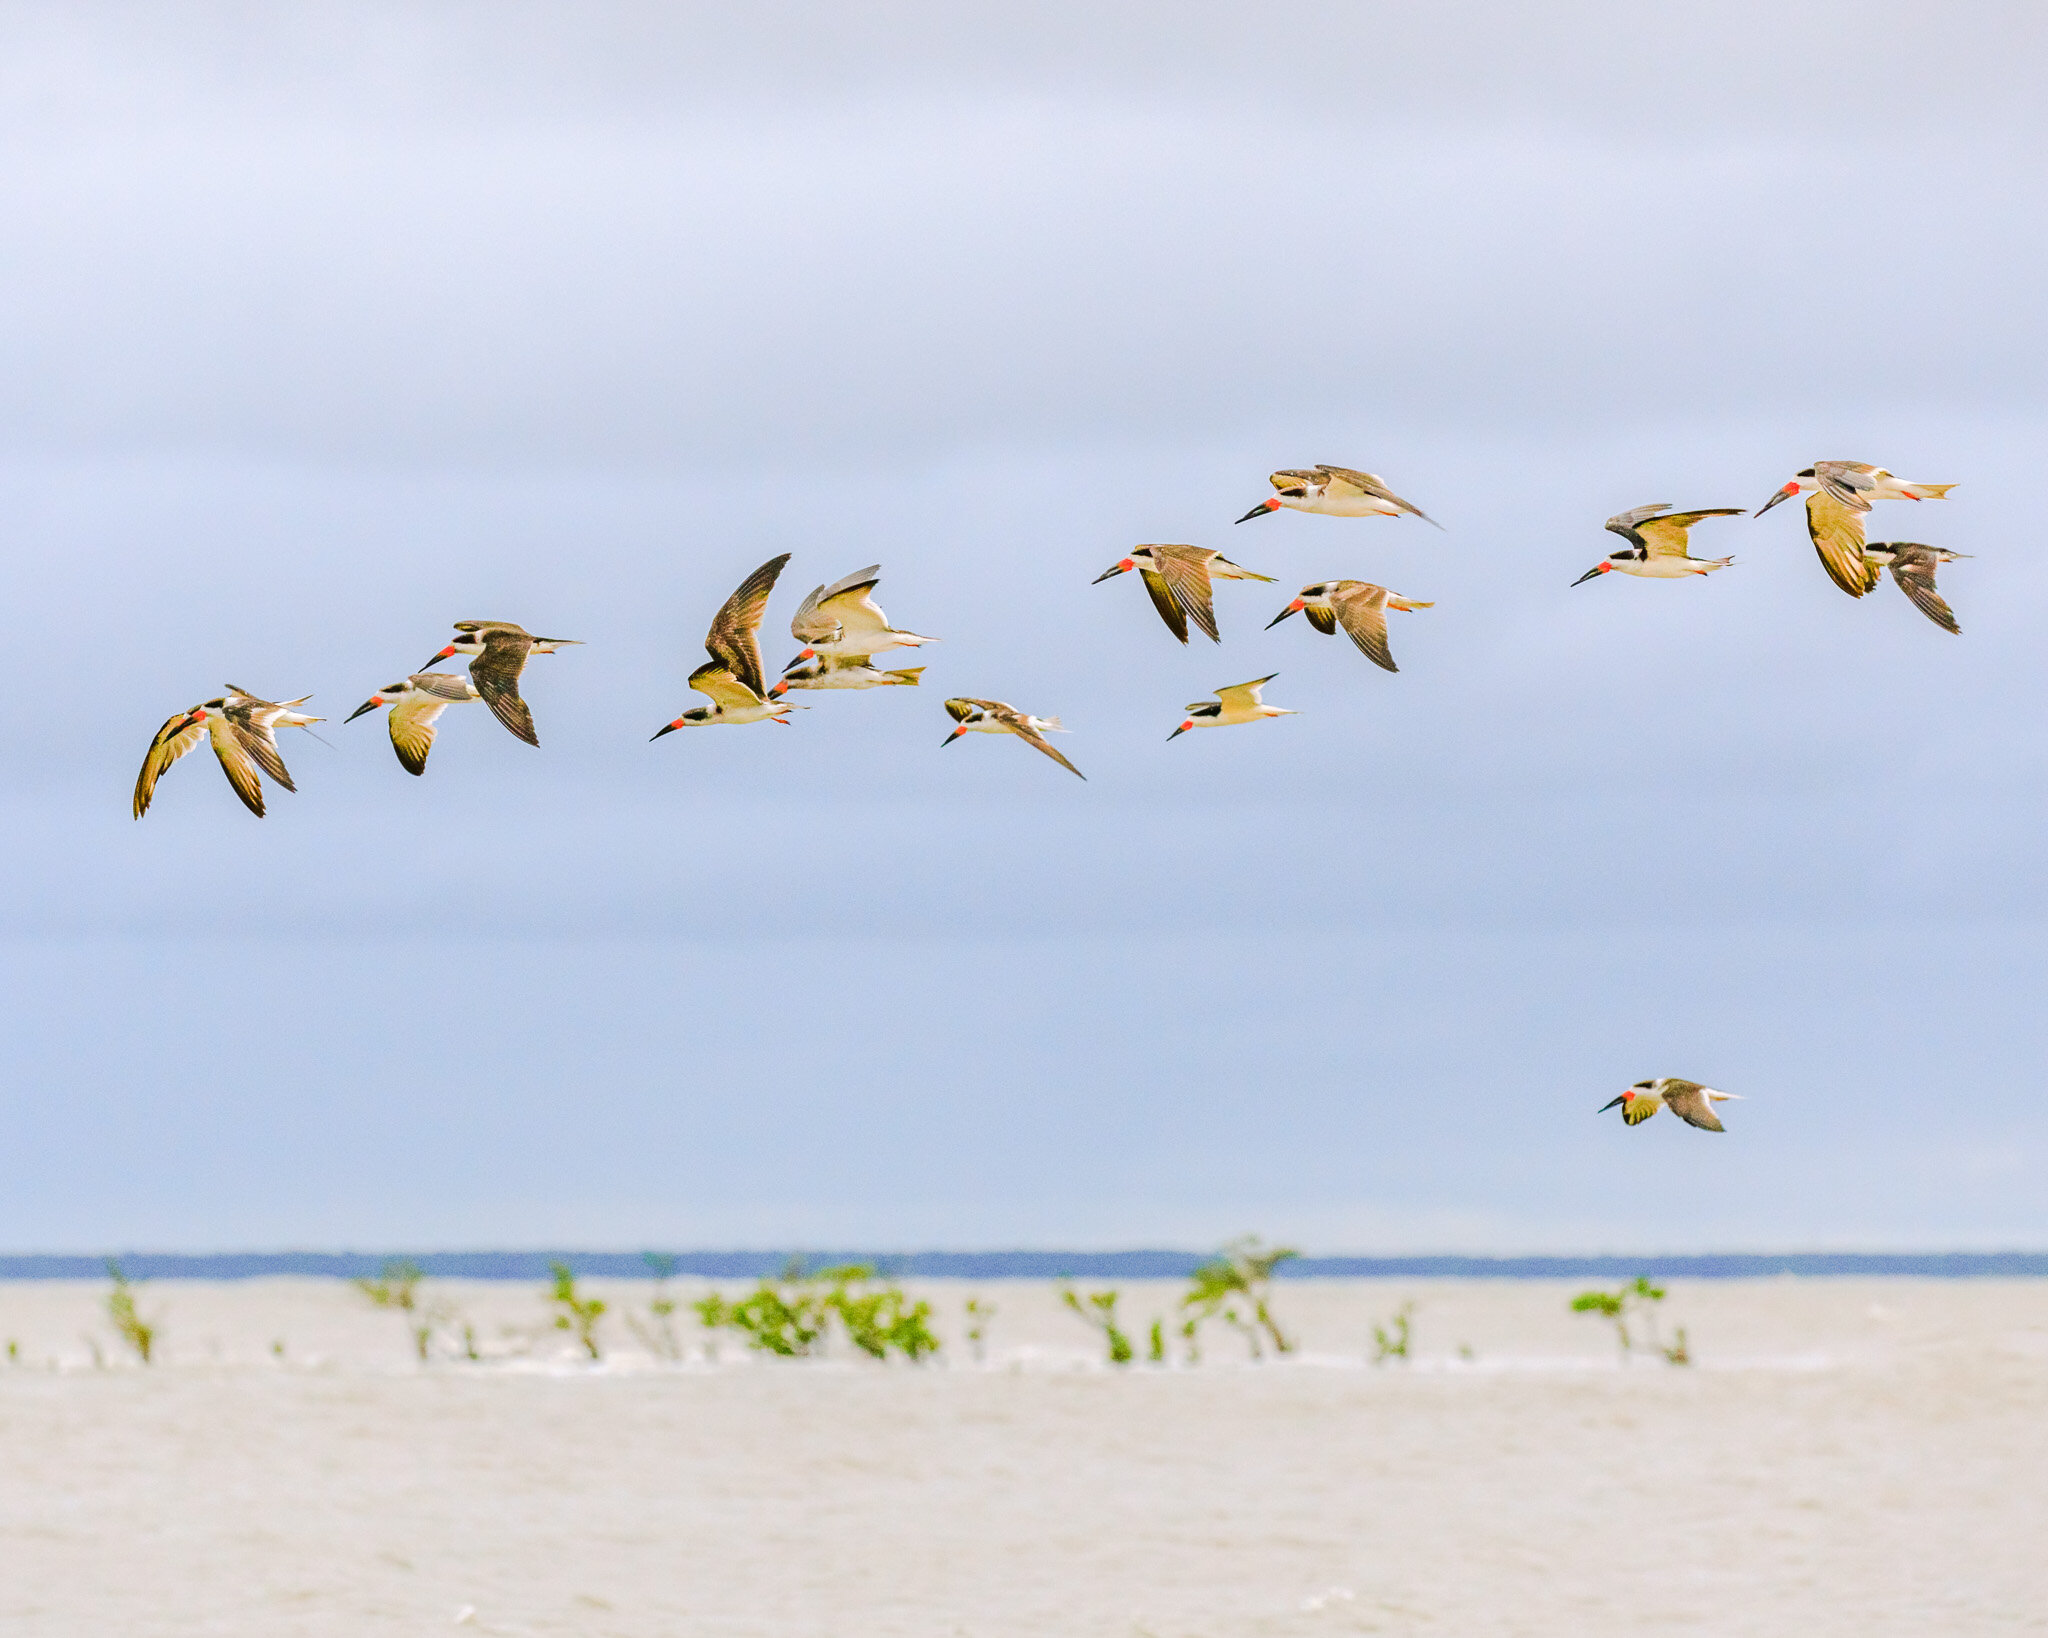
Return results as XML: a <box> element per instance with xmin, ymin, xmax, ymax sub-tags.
<box><xmin>785</xmin><ymin>564</ymin><xmax>937</xmax><ymax>673</ymax></box>
<box><xmin>770</xmin><ymin>655</ymin><xmax>925</xmax><ymax>695</ymax></box>
<box><xmin>418</xmin><ymin>621</ymin><xmax>581</xmax><ymax>747</ymax></box>
<box><xmin>1167</xmin><ymin>674</ymin><xmax>1297</xmax><ymax>740</ymax></box>
<box><xmin>133</xmin><ymin>687</ymin><xmax>322</xmax><ymax>819</ymax></box>
<box><xmin>345</xmin><ymin>672</ymin><xmax>483</xmax><ymax>774</ymax></box>
<box><xmin>1092</xmin><ymin>544</ymin><xmax>1276</xmax><ymax>644</ymax></box>
<box><xmin>1236</xmin><ymin>465</ymin><xmax>1439</xmax><ymax>528</ymax></box>
<box><xmin>940</xmin><ymin>697</ymin><xmax>1084</xmax><ymax>779</ymax></box>
<box><xmin>1861</xmin><ymin>542</ymin><xmax>1971</xmax><ymax>634</ymax></box>
<box><xmin>1754</xmin><ymin>461</ymin><xmax>1956</xmax><ymax>599</ymax></box>
<box><xmin>1573</xmin><ymin>504</ymin><xmax>1743</xmax><ymax>585</ymax></box>
<box><xmin>654</xmin><ymin>554</ymin><xmax>798</xmax><ymax>735</ymax></box>
<box><xmin>1599</xmin><ymin>1078</ymin><xmax>1741</xmax><ymax>1132</ymax></box>
<box><xmin>1265</xmin><ymin>581</ymin><xmax>1434</xmax><ymax>673</ymax></box>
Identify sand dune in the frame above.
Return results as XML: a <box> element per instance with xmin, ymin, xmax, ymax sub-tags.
<box><xmin>2</xmin><ymin>1276</ymin><xmax>2044</xmax><ymax>1634</ymax></box>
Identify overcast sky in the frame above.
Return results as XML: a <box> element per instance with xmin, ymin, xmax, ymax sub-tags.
<box><xmin>3</xmin><ymin>1</ymin><xmax>2045</xmax><ymax>1253</ymax></box>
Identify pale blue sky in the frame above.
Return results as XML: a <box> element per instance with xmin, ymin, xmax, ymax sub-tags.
<box><xmin>2</xmin><ymin>1</ymin><xmax>2044</xmax><ymax>1251</ymax></box>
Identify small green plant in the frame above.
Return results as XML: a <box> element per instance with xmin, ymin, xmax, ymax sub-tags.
<box><xmin>5</xmin><ymin>1339</ymin><xmax>19</xmax><ymax>1365</ymax></box>
<box><xmin>1182</xmin><ymin>1236</ymin><xmax>1300</xmax><ymax>1360</ymax></box>
<box><xmin>104</xmin><ymin>1260</ymin><xmax>159</xmax><ymax>1365</ymax></box>
<box><xmin>963</xmin><ymin>1297</ymin><xmax>996</xmax><ymax>1363</ymax></box>
<box><xmin>354</xmin><ymin>1258</ymin><xmax>447</xmax><ymax>1362</ymax></box>
<box><xmin>826</xmin><ymin>1268</ymin><xmax>941</xmax><ymax>1362</ymax></box>
<box><xmin>548</xmin><ymin>1263</ymin><xmax>607</xmax><ymax>1360</ymax></box>
<box><xmin>626</xmin><ymin>1253</ymin><xmax>685</xmax><ymax>1362</ymax></box>
<box><xmin>1572</xmin><ymin>1275</ymin><xmax>1689</xmax><ymax>1363</ymax></box>
<box><xmin>1060</xmin><ymin>1285</ymin><xmax>1134</xmax><ymax>1365</ymax></box>
<box><xmin>1371</xmin><ymin>1302</ymin><xmax>1414</xmax><ymax>1364</ymax></box>
<box><xmin>1147</xmin><ymin>1317</ymin><xmax>1166</xmax><ymax>1364</ymax></box>
<box><xmin>696</xmin><ymin>1262</ymin><xmax>941</xmax><ymax>1361</ymax></box>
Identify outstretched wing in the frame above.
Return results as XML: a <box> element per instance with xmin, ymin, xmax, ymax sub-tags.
<box><xmin>133</xmin><ymin>709</ymin><xmax>207</xmax><ymax>819</ymax></box>
<box><xmin>706</xmin><ymin>553</ymin><xmax>790</xmax><ymax>698</ymax></box>
<box><xmin>1331</xmin><ymin>583</ymin><xmax>1396</xmax><ymax>672</ymax></box>
<box><xmin>1215</xmin><ymin>673</ymin><xmax>1278</xmax><ymax>711</ymax></box>
<box><xmin>1805</xmin><ymin>491</ymin><xmax>1879</xmax><ymax>597</ymax></box>
<box><xmin>1147</xmin><ymin>547</ymin><xmax>1219</xmax><ymax>643</ymax></box>
<box><xmin>387</xmin><ymin>697</ymin><xmax>452</xmax><ymax>775</ymax></box>
<box><xmin>1633</xmin><ymin>508</ymin><xmax>1744</xmax><ymax>560</ymax></box>
<box><xmin>469</xmin><ymin>630</ymin><xmax>539</xmax><ymax>745</ymax></box>
<box><xmin>1811</xmin><ymin>461</ymin><xmax>1878</xmax><ymax>511</ymax></box>
<box><xmin>689</xmin><ymin>661</ymin><xmax>765</xmax><ymax>711</ymax></box>
<box><xmin>205</xmin><ymin>713</ymin><xmax>268</xmax><ymax>817</ymax></box>
<box><xmin>222</xmin><ymin>695</ymin><xmax>297</xmax><ymax>792</ymax></box>
<box><xmin>790</xmin><ymin>563</ymin><xmax>883</xmax><ymax>644</ymax></box>
<box><xmin>944</xmin><ymin>697</ymin><xmax>986</xmax><ymax>724</ymax></box>
<box><xmin>1605</xmin><ymin>503</ymin><xmax>1672</xmax><ymax>544</ymax></box>
<box><xmin>1888</xmin><ymin>550</ymin><xmax>1961</xmax><ymax>634</ymax></box>
<box><xmin>1317</xmin><ymin>465</ymin><xmax>1438</xmax><ymax>526</ymax></box>
<box><xmin>1004</xmin><ymin>714</ymin><xmax>1086</xmax><ymax>780</ymax></box>
<box><xmin>1660</xmin><ymin>1081</ymin><xmax>1727</xmax><ymax>1132</ymax></box>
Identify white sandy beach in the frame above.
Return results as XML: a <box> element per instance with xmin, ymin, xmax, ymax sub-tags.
<box><xmin>3</xmin><ymin>1276</ymin><xmax>2046</xmax><ymax>1636</ymax></box>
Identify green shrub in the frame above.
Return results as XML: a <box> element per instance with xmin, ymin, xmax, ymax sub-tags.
<box><xmin>1182</xmin><ymin>1236</ymin><xmax>1300</xmax><ymax>1359</ymax></box>
<box><xmin>1060</xmin><ymin>1285</ymin><xmax>1134</xmax><ymax>1365</ymax></box>
<box><xmin>1572</xmin><ymin>1275</ymin><xmax>1690</xmax><ymax>1363</ymax></box>
<box><xmin>354</xmin><ymin>1258</ymin><xmax>450</xmax><ymax>1362</ymax></box>
<box><xmin>104</xmin><ymin>1260</ymin><xmax>159</xmax><ymax>1365</ymax></box>
<box><xmin>626</xmin><ymin>1253</ymin><xmax>685</xmax><ymax>1362</ymax></box>
<box><xmin>696</xmin><ymin>1261</ymin><xmax>939</xmax><ymax>1361</ymax></box>
<box><xmin>1372</xmin><ymin>1302</ymin><xmax>1414</xmax><ymax>1364</ymax></box>
<box><xmin>548</xmin><ymin>1263</ymin><xmax>607</xmax><ymax>1360</ymax></box>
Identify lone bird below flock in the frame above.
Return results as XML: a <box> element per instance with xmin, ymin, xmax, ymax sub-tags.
<box><xmin>656</xmin><ymin>554</ymin><xmax>797</xmax><ymax>734</ymax></box>
<box><xmin>1599</xmin><ymin>1078</ymin><xmax>1742</xmax><ymax>1132</ymax></box>
<box><xmin>1168</xmin><ymin>674</ymin><xmax>1297</xmax><ymax>740</ymax></box>
<box><xmin>1573</xmin><ymin>504</ymin><xmax>1743</xmax><ymax>585</ymax></box>
<box><xmin>784</xmin><ymin>564</ymin><xmax>936</xmax><ymax>673</ymax></box>
<box><xmin>418</xmin><ymin>621</ymin><xmax>581</xmax><ymax>747</ymax></box>
<box><xmin>1266</xmin><ymin>581</ymin><xmax>1434</xmax><ymax>673</ymax></box>
<box><xmin>941</xmin><ymin>698</ymin><xmax>1084</xmax><ymax>779</ymax></box>
<box><xmin>1092</xmin><ymin>544</ymin><xmax>1275</xmax><ymax>644</ymax></box>
<box><xmin>346</xmin><ymin>673</ymin><xmax>482</xmax><ymax>774</ymax></box>
<box><xmin>1235</xmin><ymin>464</ymin><xmax>1440</xmax><ymax>528</ymax></box>
<box><xmin>1862</xmin><ymin>542</ymin><xmax>1970</xmax><ymax>634</ymax></box>
<box><xmin>133</xmin><ymin>687</ymin><xmax>322</xmax><ymax>819</ymax></box>
<box><xmin>1754</xmin><ymin>461</ymin><xmax>1956</xmax><ymax>599</ymax></box>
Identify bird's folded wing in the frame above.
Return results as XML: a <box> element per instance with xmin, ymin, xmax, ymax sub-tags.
<box><xmin>133</xmin><ymin>713</ymin><xmax>206</xmax><ymax>819</ymax></box>
<box><xmin>1805</xmin><ymin>492</ymin><xmax>1879</xmax><ymax>597</ymax></box>
<box><xmin>1320</xmin><ymin>465</ymin><xmax>1436</xmax><ymax>524</ymax></box>
<box><xmin>206</xmin><ymin>714</ymin><xmax>268</xmax><ymax>817</ymax></box>
<box><xmin>1622</xmin><ymin>1094</ymin><xmax>1662</xmax><ymax>1126</ymax></box>
<box><xmin>225</xmin><ymin>703</ymin><xmax>297</xmax><ymax>792</ymax></box>
<box><xmin>706</xmin><ymin>553</ymin><xmax>790</xmax><ymax>697</ymax></box>
<box><xmin>470</xmin><ymin>638</ymin><xmax>539</xmax><ymax>745</ymax></box>
<box><xmin>1890</xmin><ymin>557</ymin><xmax>1960</xmax><ymax>634</ymax></box>
<box><xmin>411</xmin><ymin>672</ymin><xmax>479</xmax><ymax>703</ymax></box>
<box><xmin>1812</xmin><ymin>462</ymin><xmax>1877</xmax><ymax>511</ymax></box>
<box><xmin>388</xmin><ymin>699</ymin><xmax>450</xmax><ymax>775</ymax></box>
<box><xmin>944</xmin><ymin>697</ymin><xmax>982</xmax><ymax>724</ymax></box>
<box><xmin>1334</xmin><ymin>588</ymin><xmax>1396</xmax><ymax>672</ymax></box>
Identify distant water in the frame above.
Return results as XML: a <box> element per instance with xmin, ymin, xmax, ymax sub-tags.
<box><xmin>4</xmin><ymin>1249</ymin><xmax>2046</xmax><ymax>1279</ymax></box>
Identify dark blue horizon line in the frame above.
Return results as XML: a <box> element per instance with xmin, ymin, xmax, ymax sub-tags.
<box><xmin>6</xmin><ymin>1249</ymin><xmax>2048</xmax><ymax>1280</ymax></box>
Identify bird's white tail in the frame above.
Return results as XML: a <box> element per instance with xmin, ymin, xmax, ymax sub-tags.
<box><xmin>1906</xmin><ymin>482</ymin><xmax>1957</xmax><ymax>500</ymax></box>
<box><xmin>1039</xmin><ymin>716</ymin><xmax>1065</xmax><ymax>732</ymax></box>
<box><xmin>884</xmin><ymin>667</ymin><xmax>925</xmax><ymax>686</ymax></box>
<box><xmin>1705</xmin><ymin>555</ymin><xmax>1735</xmax><ymax>571</ymax></box>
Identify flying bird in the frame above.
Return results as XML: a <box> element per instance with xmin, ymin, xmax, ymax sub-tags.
<box><xmin>1167</xmin><ymin>674</ymin><xmax>1297</xmax><ymax>740</ymax></box>
<box><xmin>1754</xmin><ymin>462</ymin><xmax>1956</xmax><ymax>599</ymax></box>
<box><xmin>940</xmin><ymin>698</ymin><xmax>1084</xmax><ymax>779</ymax></box>
<box><xmin>654</xmin><ymin>554</ymin><xmax>797</xmax><ymax>735</ymax></box>
<box><xmin>418</xmin><ymin>621</ymin><xmax>582</xmax><ymax>747</ymax></box>
<box><xmin>1862</xmin><ymin>542</ymin><xmax>1970</xmax><ymax>634</ymax></box>
<box><xmin>1235</xmin><ymin>465</ymin><xmax>1439</xmax><ymax>528</ymax></box>
<box><xmin>1599</xmin><ymin>1078</ymin><xmax>1742</xmax><ymax>1132</ymax></box>
<box><xmin>1092</xmin><ymin>544</ymin><xmax>1276</xmax><ymax>644</ymax></box>
<box><xmin>132</xmin><ymin>687</ymin><xmax>322</xmax><ymax>819</ymax></box>
<box><xmin>1265</xmin><ymin>581</ymin><xmax>1434</xmax><ymax>672</ymax></box>
<box><xmin>1573</xmin><ymin>504</ymin><xmax>1743</xmax><ymax>585</ymax></box>
<box><xmin>345</xmin><ymin>673</ymin><xmax>483</xmax><ymax>774</ymax></box>
<box><xmin>769</xmin><ymin>656</ymin><xmax>925</xmax><ymax>695</ymax></box>
<box><xmin>785</xmin><ymin>564</ymin><xmax>936</xmax><ymax>672</ymax></box>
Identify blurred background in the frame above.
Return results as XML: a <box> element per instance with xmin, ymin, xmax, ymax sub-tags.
<box><xmin>1</xmin><ymin>0</ymin><xmax>2043</xmax><ymax>1251</ymax></box>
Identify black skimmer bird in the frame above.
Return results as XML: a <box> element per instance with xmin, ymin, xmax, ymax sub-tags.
<box><xmin>784</xmin><ymin>564</ymin><xmax>936</xmax><ymax>672</ymax></box>
<box><xmin>1861</xmin><ymin>542</ymin><xmax>1970</xmax><ymax>634</ymax></box>
<box><xmin>1166</xmin><ymin>674</ymin><xmax>1297</xmax><ymax>740</ymax></box>
<box><xmin>768</xmin><ymin>655</ymin><xmax>924</xmax><ymax>696</ymax></box>
<box><xmin>1092</xmin><ymin>544</ymin><xmax>1275</xmax><ymax>644</ymax></box>
<box><xmin>940</xmin><ymin>698</ymin><xmax>1084</xmax><ymax>779</ymax></box>
<box><xmin>654</xmin><ymin>554</ymin><xmax>798</xmax><ymax>735</ymax></box>
<box><xmin>418</xmin><ymin>621</ymin><xmax>581</xmax><ymax>747</ymax></box>
<box><xmin>345</xmin><ymin>673</ymin><xmax>483</xmax><ymax>774</ymax></box>
<box><xmin>1599</xmin><ymin>1078</ymin><xmax>1741</xmax><ymax>1132</ymax></box>
<box><xmin>1265</xmin><ymin>581</ymin><xmax>1433</xmax><ymax>672</ymax></box>
<box><xmin>1235</xmin><ymin>465</ymin><xmax>1439</xmax><ymax>528</ymax></box>
<box><xmin>1573</xmin><ymin>504</ymin><xmax>1743</xmax><ymax>585</ymax></box>
<box><xmin>132</xmin><ymin>688</ymin><xmax>321</xmax><ymax>819</ymax></box>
